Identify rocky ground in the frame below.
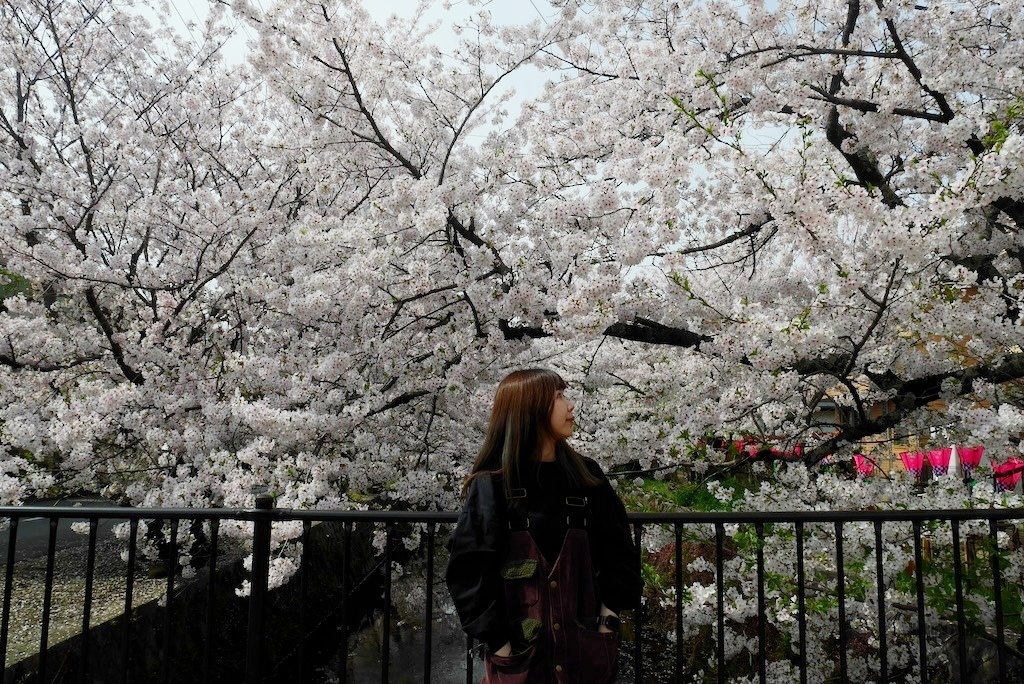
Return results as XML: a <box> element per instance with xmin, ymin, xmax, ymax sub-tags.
<box><xmin>2</xmin><ymin>537</ymin><xmax>168</xmax><ymax>665</ymax></box>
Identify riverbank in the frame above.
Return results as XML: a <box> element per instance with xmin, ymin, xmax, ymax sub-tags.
<box><xmin>2</xmin><ymin>535</ymin><xmax>167</xmax><ymax>665</ymax></box>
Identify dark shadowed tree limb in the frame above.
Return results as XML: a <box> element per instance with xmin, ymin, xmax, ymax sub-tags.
<box><xmin>672</xmin><ymin>217</ymin><xmax>773</xmax><ymax>257</ymax></box>
<box><xmin>0</xmin><ymin>351</ymin><xmax>102</xmax><ymax>372</ymax></box>
<box><xmin>367</xmin><ymin>389</ymin><xmax>431</xmax><ymax>417</ymax></box>
<box><xmin>85</xmin><ymin>287</ymin><xmax>144</xmax><ymax>386</ymax></box>
<box><xmin>816</xmin><ymin>0</ymin><xmax>903</xmax><ymax>209</ymax></box>
<box><xmin>499</xmin><ymin>318</ymin><xmax>546</xmax><ymax>340</ymax></box>
<box><xmin>604</xmin><ymin>317</ymin><xmax>714</xmax><ymax>349</ymax></box>
<box><xmin>994</xmin><ymin>197</ymin><xmax>1024</xmax><ymax>230</ymax></box>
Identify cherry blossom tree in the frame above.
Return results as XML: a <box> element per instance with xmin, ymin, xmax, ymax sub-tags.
<box><xmin>1</xmin><ymin>0</ymin><xmax>1022</xmax><ymax>512</ymax></box>
<box><xmin>2</xmin><ymin>2</ymin><xmax>1023</xmax><ymax>677</ymax></box>
<box><xmin>495</xmin><ymin>0</ymin><xmax>1024</xmax><ymax>472</ymax></box>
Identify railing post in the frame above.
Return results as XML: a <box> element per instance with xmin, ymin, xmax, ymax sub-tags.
<box><xmin>340</xmin><ymin>520</ymin><xmax>352</xmax><ymax>684</ymax></box>
<box><xmin>423</xmin><ymin>521</ymin><xmax>436</xmax><ymax>683</ymax></box>
<box><xmin>795</xmin><ymin>521</ymin><xmax>806</xmax><ymax>684</ymax></box>
<box><xmin>202</xmin><ymin>519</ymin><xmax>221</xmax><ymax>684</ymax></box>
<box><xmin>874</xmin><ymin>520</ymin><xmax>889</xmax><ymax>684</ymax></box>
<box><xmin>245</xmin><ymin>493</ymin><xmax>274</xmax><ymax>684</ymax></box>
<box><xmin>633</xmin><ymin>523</ymin><xmax>644</xmax><ymax>684</ymax></box>
<box><xmin>755</xmin><ymin>522</ymin><xmax>767</xmax><ymax>684</ymax></box>
<box><xmin>714</xmin><ymin>522</ymin><xmax>725</xmax><ymax>684</ymax></box>
<box><xmin>912</xmin><ymin>520</ymin><xmax>927</xmax><ymax>683</ymax></box>
<box><xmin>951</xmin><ymin>519</ymin><xmax>966</xmax><ymax>684</ymax></box>
<box><xmin>673</xmin><ymin>524</ymin><xmax>682</xmax><ymax>683</ymax></box>
<box><xmin>121</xmin><ymin>518</ymin><xmax>139</xmax><ymax>684</ymax></box>
<box><xmin>1</xmin><ymin>518</ymin><xmax>19</xmax><ymax>672</ymax></box>
<box><xmin>989</xmin><ymin>518</ymin><xmax>1006</xmax><ymax>683</ymax></box>
<box><xmin>383</xmin><ymin>524</ymin><xmax>394</xmax><ymax>684</ymax></box>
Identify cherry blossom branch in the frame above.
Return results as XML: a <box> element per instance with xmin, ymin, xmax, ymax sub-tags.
<box><xmin>438</xmin><ymin>46</ymin><xmax>550</xmax><ymax>184</ymax></box>
<box><xmin>380</xmin><ymin>283</ymin><xmax>459</xmax><ymax>340</ymax></box>
<box><xmin>671</xmin><ymin>217</ymin><xmax>773</xmax><ymax>257</ymax></box>
<box><xmin>84</xmin><ymin>286</ymin><xmax>144</xmax><ymax>385</ymax></box>
<box><xmin>807</xmin><ymin>85</ymin><xmax>951</xmax><ymax>123</ymax></box>
<box><xmin>331</xmin><ymin>41</ymin><xmax>423</xmax><ymax>180</ymax></box>
<box><xmin>446</xmin><ymin>213</ymin><xmax>510</xmax><ymax>276</ymax></box>
<box><xmin>0</xmin><ymin>106</ymin><xmax>43</xmax><ymax>175</ymax></box>
<box><xmin>825</xmin><ymin>78</ymin><xmax>901</xmax><ymax>208</ymax></box>
<box><xmin>873</xmin><ymin>0</ymin><xmax>955</xmax><ymax>123</ymax></box>
<box><xmin>729</xmin><ymin>44</ymin><xmax>902</xmax><ymax>64</ymax></box>
<box><xmin>842</xmin><ymin>261</ymin><xmax>902</xmax><ymax>378</ymax></box>
<box><xmin>367</xmin><ymin>390</ymin><xmax>431</xmax><ymax>417</ymax></box>
<box><xmin>0</xmin><ymin>348</ymin><xmax>100</xmax><ymax>372</ymax></box>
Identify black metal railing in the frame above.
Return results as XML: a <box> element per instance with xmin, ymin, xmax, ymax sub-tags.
<box><xmin>2</xmin><ymin>503</ymin><xmax>1023</xmax><ymax>683</ymax></box>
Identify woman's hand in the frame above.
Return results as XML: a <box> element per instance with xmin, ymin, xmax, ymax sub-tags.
<box><xmin>494</xmin><ymin>642</ymin><xmax>513</xmax><ymax>657</ymax></box>
<box><xmin>599</xmin><ymin>602</ymin><xmax>618</xmax><ymax>633</ymax></box>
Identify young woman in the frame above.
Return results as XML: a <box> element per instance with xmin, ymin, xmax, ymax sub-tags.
<box><xmin>445</xmin><ymin>368</ymin><xmax>643</xmax><ymax>683</ymax></box>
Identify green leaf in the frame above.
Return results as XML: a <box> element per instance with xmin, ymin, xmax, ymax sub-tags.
<box><xmin>0</xmin><ymin>268</ymin><xmax>31</xmax><ymax>300</ymax></box>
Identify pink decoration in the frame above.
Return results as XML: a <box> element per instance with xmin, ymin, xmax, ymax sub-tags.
<box><xmin>993</xmin><ymin>457</ymin><xmax>1024</xmax><ymax>492</ymax></box>
<box><xmin>926</xmin><ymin>447</ymin><xmax>952</xmax><ymax>476</ymax></box>
<box><xmin>900</xmin><ymin>450</ymin><xmax>925</xmax><ymax>477</ymax></box>
<box><xmin>958</xmin><ymin>445</ymin><xmax>984</xmax><ymax>478</ymax></box>
<box><xmin>853</xmin><ymin>453</ymin><xmax>875</xmax><ymax>477</ymax></box>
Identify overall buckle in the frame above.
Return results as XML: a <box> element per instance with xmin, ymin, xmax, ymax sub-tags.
<box><xmin>565</xmin><ymin>496</ymin><xmax>587</xmax><ymax>526</ymax></box>
<box><xmin>509</xmin><ymin>488</ymin><xmax>529</xmax><ymax>529</ymax></box>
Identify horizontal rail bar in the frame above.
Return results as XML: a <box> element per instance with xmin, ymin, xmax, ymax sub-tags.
<box><xmin>625</xmin><ymin>509</ymin><xmax>1024</xmax><ymax>523</ymax></box>
<box><xmin>0</xmin><ymin>507</ymin><xmax>458</xmax><ymax>522</ymax></box>
<box><xmin>3</xmin><ymin>506</ymin><xmax>1023</xmax><ymax>524</ymax></box>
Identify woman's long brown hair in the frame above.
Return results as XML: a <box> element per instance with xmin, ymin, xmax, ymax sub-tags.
<box><xmin>462</xmin><ymin>368</ymin><xmax>601</xmax><ymax>500</ymax></box>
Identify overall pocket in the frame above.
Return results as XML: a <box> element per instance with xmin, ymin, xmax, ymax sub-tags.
<box><xmin>483</xmin><ymin>643</ymin><xmax>536</xmax><ymax>684</ymax></box>
<box><xmin>574</xmin><ymin>621</ymin><xmax>620</xmax><ymax>684</ymax></box>
<box><xmin>500</xmin><ymin>558</ymin><xmax>540</xmax><ymax>607</ymax></box>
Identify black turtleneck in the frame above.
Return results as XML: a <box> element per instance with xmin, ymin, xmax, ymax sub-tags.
<box><xmin>517</xmin><ymin>459</ymin><xmax>589</xmax><ymax>566</ymax></box>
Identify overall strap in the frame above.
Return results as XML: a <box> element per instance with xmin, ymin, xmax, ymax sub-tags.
<box><xmin>506</xmin><ymin>486</ymin><xmax>530</xmax><ymax>530</ymax></box>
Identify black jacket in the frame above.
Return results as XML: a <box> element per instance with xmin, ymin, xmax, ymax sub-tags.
<box><xmin>445</xmin><ymin>457</ymin><xmax>642</xmax><ymax>651</ymax></box>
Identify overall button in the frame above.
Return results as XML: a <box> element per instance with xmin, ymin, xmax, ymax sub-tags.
<box><xmin>553</xmin><ymin>622</ymin><xmax>561</xmax><ymax>631</ymax></box>
<box><xmin>555</xmin><ymin>665</ymin><xmax>563</xmax><ymax>673</ymax></box>
<box><xmin>549</xmin><ymin>580</ymin><xmax>558</xmax><ymax>589</ymax></box>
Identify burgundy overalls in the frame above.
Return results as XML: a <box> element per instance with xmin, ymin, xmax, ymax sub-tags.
<box><xmin>482</xmin><ymin>489</ymin><xmax>621</xmax><ymax>683</ymax></box>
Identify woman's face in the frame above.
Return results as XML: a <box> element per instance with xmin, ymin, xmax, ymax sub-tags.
<box><xmin>548</xmin><ymin>388</ymin><xmax>575</xmax><ymax>441</ymax></box>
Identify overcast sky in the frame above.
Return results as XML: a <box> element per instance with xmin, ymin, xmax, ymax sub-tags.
<box><xmin>169</xmin><ymin>0</ymin><xmax>557</xmax><ymax>61</ymax></box>
<box><xmin>163</xmin><ymin>0</ymin><xmax>554</xmax><ymax>131</ymax></box>
<box><xmin>161</xmin><ymin>1</ymin><xmax>786</xmax><ymax>150</ymax></box>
